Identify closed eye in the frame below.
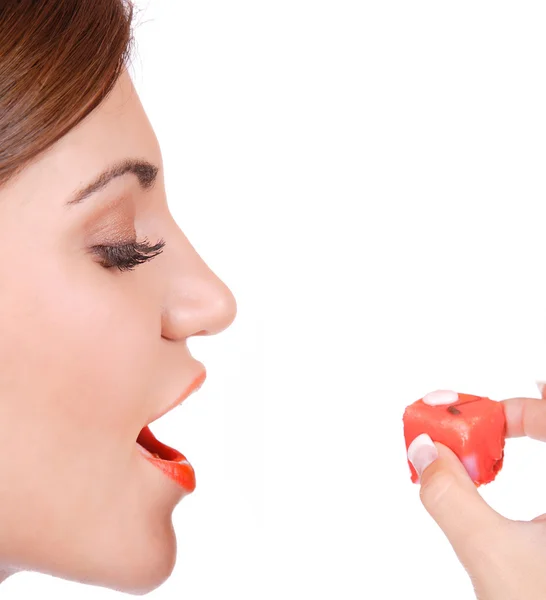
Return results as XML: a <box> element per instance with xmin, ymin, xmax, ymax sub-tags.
<box><xmin>92</xmin><ymin>237</ymin><xmax>166</xmax><ymax>272</ymax></box>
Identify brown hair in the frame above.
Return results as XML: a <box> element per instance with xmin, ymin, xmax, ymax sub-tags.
<box><xmin>0</xmin><ymin>0</ymin><xmax>138</xmax><ymax>189</ymax></box>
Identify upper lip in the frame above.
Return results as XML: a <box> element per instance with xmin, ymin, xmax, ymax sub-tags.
<box><xmin>144</xmin><ymin>367</ymin><xmax>207</xmax><ymax>429</ymax></box>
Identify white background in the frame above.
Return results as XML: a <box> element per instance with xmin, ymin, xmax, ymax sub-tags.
<box><xmin>6</xmin><ymin>1</ymin><xmax>546</xmax><ymax>599</ymax></box>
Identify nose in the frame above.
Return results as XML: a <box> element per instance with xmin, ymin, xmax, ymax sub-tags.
<box><xmin>160</xmin><ymin>230</ymin><xmax>237</xmax><ymax>341</ymax></box>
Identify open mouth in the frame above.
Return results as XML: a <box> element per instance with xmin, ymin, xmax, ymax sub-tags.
<box><xmin>135</xmin><ymin>369</ymin><xmax>206</xmax><ymax>493</ymax></box>
<box><xmin>136</xmin><ymin>425</ymin><xmax>196</xmax><ymax>493</ymax></box>
<box><xmin>136</xmin><ymin>425</ymin><xmax>184</xmax><ymax>461</ymax></box>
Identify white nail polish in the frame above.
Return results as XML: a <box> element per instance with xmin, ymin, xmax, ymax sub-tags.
<box><xmin>422</xmin><ymin>390</ymin><xmax>458</xmax><ymax>406</ymax></box>
<box><xmin>408</xmin><ymin>433</ymin><xmax>438</xmax><ymax>477</ymax></box>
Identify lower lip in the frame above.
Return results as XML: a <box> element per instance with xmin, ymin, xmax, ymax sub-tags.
<box><xmin>136</xmin><ymin>426</ymin><xmax>196</xmax><ymax>493</ymax></box>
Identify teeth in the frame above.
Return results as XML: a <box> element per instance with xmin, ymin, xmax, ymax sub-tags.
<box><xmin>137</xmin><ymin>441</ymin><xmax>189</xmax><ymax>464</ymax></box>
<box><xmin>136</xmin><ymin>442</ymin><xmax>153</xmax><ymax>458</ymax></box>
<box><xmin>136</xmin><ymin>442</ymin><xmax>162</xmax><ymax>460</ymax></box>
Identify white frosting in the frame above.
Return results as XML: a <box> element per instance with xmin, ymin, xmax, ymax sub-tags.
<box><xmin>422</xmin><ymin>389</ymin><xmax>458</xmax><ymax>406</ymax></box>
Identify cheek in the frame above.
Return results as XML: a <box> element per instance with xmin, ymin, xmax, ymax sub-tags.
<box><xmin>0</xmin><ymin>267</ymin><xmax>171</xmax><ymax>576</ymax></box>
<box><xmin>0</xmin><ymin>265</ymin><xmax>156</xmax><ymax>465</ymax></box>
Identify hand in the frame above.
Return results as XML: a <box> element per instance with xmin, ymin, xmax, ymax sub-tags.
<box><xmin>409</xmin><ymin>388</ymin><xmax>546</xmax><ymax>600</ymax></box>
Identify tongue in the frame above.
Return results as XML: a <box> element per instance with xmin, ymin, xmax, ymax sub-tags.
<box><xmin>136</xmin><ymin>425</ymin><xmax>183</xmax><ymax>461</ymax></box>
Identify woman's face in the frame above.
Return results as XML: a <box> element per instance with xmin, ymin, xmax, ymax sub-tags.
<box><xmin>0</xmin><ymin>69</ymin><xmax>236</xmax><ymax>593</ymax></box>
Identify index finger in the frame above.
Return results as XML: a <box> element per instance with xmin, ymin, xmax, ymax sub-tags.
<box><xmin>500</xmin><ymin>396</ymin><xmax>546</xmax><ymax>441</ymax></box>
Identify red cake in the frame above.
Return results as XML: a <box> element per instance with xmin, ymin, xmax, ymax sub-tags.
<box><xmin>403</xmin><ymin>390</ymin><xmax>507</xmax><ymax>486</ymax></box>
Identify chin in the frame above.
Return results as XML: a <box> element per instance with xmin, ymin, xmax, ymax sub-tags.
<box><xmin>35</xmin><ymin>514</ymin><xmax>179</xmax><ymax>596</ymax></box>
<box><xmin>98</xmin><ymin>518</ymin><xmax>178</xmax><ymax>596</ymax></box>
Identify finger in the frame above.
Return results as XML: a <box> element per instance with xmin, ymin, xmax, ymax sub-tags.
<box><xmin>536</xmin><ymin>380</ymin><xmax>546</xmax><ymax>399</ymax></box>
<box><xmin>501</xmin><ymin>397</ymin><xmax>546</xmax><ymax>442</ymax></box>
<box><xmin>408</xmin><ymin>435</ymin><xmax>508</xmax><ymax>563</ymax></box>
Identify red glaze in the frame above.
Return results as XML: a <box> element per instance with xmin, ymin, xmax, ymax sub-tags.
<box><xmin>403</xmin><ymin>392</ymin><xmax>507</xmax><ymax>486</ymax></box>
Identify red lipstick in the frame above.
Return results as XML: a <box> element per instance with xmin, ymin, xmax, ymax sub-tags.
<box><xmin>136</xmin><ymin>425</ymin><xmax>196</xmax><ymax>493</ymax></box>
<box><xmin>136</xmin><ymin>370</ymin><xmax>206</xmax><ymax>493</ymax></box>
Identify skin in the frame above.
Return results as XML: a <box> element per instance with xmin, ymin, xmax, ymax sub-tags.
<box><xmin>0</xmin><ymin>68</ymin><xmax>237</xmax><ymax>593</ymax></box>
<box><xmin>414</xmin><ymin>391</ymin><xmax>546</xmax><ymax>599</ymax></box>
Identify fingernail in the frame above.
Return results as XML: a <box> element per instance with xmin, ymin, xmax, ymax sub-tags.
<box><xmin>536</xmin><ymin>381</ymin><xmax>546</xmax><ymax>397</ymax></box>
<box><xmin>408</xmin><ymin>433</ymin><xmax>438</xmax><ymax>478</ymax></box>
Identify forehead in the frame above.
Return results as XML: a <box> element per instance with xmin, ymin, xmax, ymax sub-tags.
<box><xmin>0</xmin><ymin>69</ymin><xmax>161</xmax><ymax>205</ymax></box>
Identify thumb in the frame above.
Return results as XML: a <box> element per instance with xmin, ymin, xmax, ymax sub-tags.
<box><xmin>408</xmin><ymin>434</ymin><xmax>508</xmax><ymax>563</ymax></box>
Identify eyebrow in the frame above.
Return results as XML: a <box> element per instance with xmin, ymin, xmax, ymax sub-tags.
<box><xmin>65</xmin><ymin>158</ymin><xmax>159</xmax><ymax>206</ymax></box>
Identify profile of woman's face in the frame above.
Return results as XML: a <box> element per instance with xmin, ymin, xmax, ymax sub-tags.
<box><xmin>0</xmin><ymin>69</ymin><xmax>236</xmax><ymax>593</ymax></box>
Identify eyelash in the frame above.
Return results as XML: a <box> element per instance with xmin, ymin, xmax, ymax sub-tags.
<box><xmin>92</xmin><ymin>237</ymin><xmax>166</xmax><ymax>272</ymax></box>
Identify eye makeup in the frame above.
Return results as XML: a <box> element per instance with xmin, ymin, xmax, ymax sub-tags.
<box><xmin>92</xmin><ymin>237</ymin><xmax>166</xmax><ymax>272</ymax></box>
<box><xmin>79</xmin><ymin>193</ymin><xmax>165</xmax><ymax>272</ymax></box>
